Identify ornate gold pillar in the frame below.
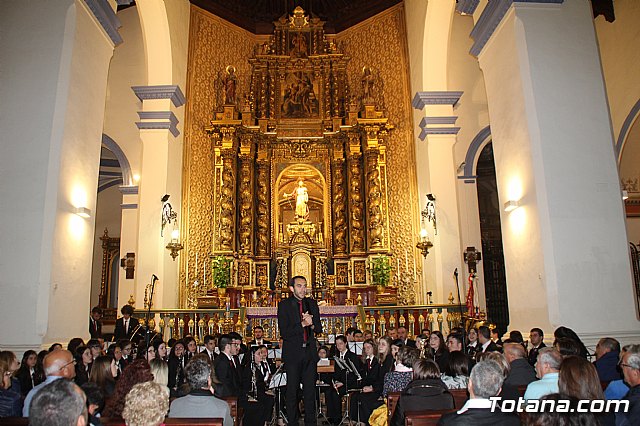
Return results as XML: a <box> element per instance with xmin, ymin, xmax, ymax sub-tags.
<box><xmin>362</xmin><ymin>122</ymin><xmax>391</xmax><ymax>252</ymax></box>
<box><xmin>255</xmin><ymin>147</ymin><xmax>271</xmax><ymax>258</ymax></box>
<box><xmin>238</xmin><ymin>132</ymin><xmax>254</xmax><ymax>255</ymax></box>
<box><xmin>347</xmin><ymin>131</ymin><xmax>365</xmax><ymax>253</ymax></box>
<box><xmin>332</xmin><ymin>139</ymin><xmax>348</xmax><ymax>256</ymax></box>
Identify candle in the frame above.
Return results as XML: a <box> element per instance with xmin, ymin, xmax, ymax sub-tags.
<box><xmin>253</xmin><ymin>291</ymin><xmax>257</xmax><ymax>300</ymax></box>
<box><xmin>347</xmin><ymin>289</ymin><xmax>351</xmax><ymax>299</ymax></box>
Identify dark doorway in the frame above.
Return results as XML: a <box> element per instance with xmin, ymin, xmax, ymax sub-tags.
<box><xmin>476</xmin><ymin>142</ymin><xmax>509</xmax><ymax>335</ymax></box>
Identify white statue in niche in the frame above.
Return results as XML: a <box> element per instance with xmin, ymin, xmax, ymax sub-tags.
<box><xmin>284</xmin><ymin>178</ymin><xmax>309</xmax><ymax>221</ymax></box>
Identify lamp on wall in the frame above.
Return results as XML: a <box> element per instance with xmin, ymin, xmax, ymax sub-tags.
<box><xmin>416</xmin><ymin>227</ymin><xmax>433</xmax><ymax>258</ymax></box>
<box><xmin>504</xmin><ymin>199</ymin><xmax>519</xmax><ymax>212</ymax></box>
<box><xmin>417</xmin><ymin>194</ymin><xmax>436</xmax><ymax>258</ymax></box>
<box><xmin>161</xmin><ymin>194</ymin><xmax>177</xmax><ymax>236</ymax></box>
<box><xmin>166</xmin><ymin>228</ymin><xmax>183</xmax><ymax>261</ymax></box>
<box><xmin>74</xmin><ymin>206</ymin><xmax>91</xmax><ymax>218</ymax></box>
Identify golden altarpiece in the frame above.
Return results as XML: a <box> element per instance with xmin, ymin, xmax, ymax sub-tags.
<box><xmin>202</xmin><ymin>7</ymin><xmax>396</xmax><ymax>300</ymax></box>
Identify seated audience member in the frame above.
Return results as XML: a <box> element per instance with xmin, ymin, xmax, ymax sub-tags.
<box><xmin>29</xmin><ymin>378</ymin><xmax>87</xmax><ymax>426</ymax></box>
<box><xmin>67</xmin><ymin>338</ymin><xmax>85</xmax><ymax>357</ymax></box>
<box><xmin>428</xmin><ymin>331</ymin><xmax>450</xmax><ymax>372</ymax></box>
<box><xmin>89</xmin><ymin>355</ymin><xmax>116</xmax><ymax>398</ymax></box>
<box><xmin>438</xmin><ymin>360</ymin><xmax>520</xmax><ymax>425</ymax></box>
<box><xmin>524</xmin><ymin>347</ymin><xmax>562</xmax><ymax>400</ymax></box>
<box><xmin>0</xmin><ymin>351</ymin><xmax>22</xmax><ymax>417</ymax></box>
<box><xmin>398</xmin><ymin>326</ymin><xmax>416</xmax><ymax>348</ymax></box>
<box><xmin>391</xmin><ymin>358</ymin><xmax>454</xmax><ymax>426</ymax></box>
<box><xmin>377</xmin><ymin>336</ymin><xmax>395</xmax><ymax>374</ymax></box>
<box><xmin>527</xmin><ymin>328</ymin><xmax>546</xmax><ymax>366</ymax></box>
<box><xmin>49</xmin><ymin>343</ymin><xmax>63</xmax><ymax>352</ymax></box>
<box><xmin>617</xmin><ymin>344</ymin><xmax>640</xmax><ymax>426</ymax></box>
<box><xmin>241</xmin><ymin>345</ymin><xmax>274</xmax><ymax>425</ymax></box>
<box><xmin>102</xmin><ymin>359</ymin><xmax>153</xmax><ymax>418</ymax></box>
<box><xmin>24</xmin><ymin>349</ymin><xmax>77</xmax><ymax>416</ymax></box>
<box><xmin>75</xmin><ymin>345</ymin><xmax>93</xmax><ymax>386</ymax></box>
<box><xmin>553</xmin><ymin>337</ymin><xmax>582</xmax><ymax>358</ymax></box>
<box><xmin>416</xmin><ymin>333</ymin><xmax>429</xmax><ymax>358</ymax></box>
<box><xmin>81</xmin><ymin>382</ymin><xmax>105</xmax><ymax>426</ymax></box>
<box><xmin>441</xmin><ymin>351</ymin><xmax>470</xmax><ymax>390</ymax></box>
<box><xmin>14</xmin><ymin>350</ymin><xmax>41</xmax><ymax>397</ymax></box>
<box><xmin>593</xmin><ymin>337</ymin><xmax>622</xmax><ymax>382</ymax></box>
<box><xmin>350</xmin><ymin>339</ymin><xmax>385</xmax><ymax>423</ymax></box>
<box><xmin>559</xmin><ymin>355</ymin><xmax>614</xmax><ymax>426</ymax></box>
<box><xmin>122</xmin><ymin>381</ymin><xmax>168</xmax><ymax>426</ymax></box>
<box><xmin>523</xmin><ymin>393</ymin><xmax>597</xmax><ymax>426</ymax></box>
<box><xmin>553</xmin><ymin>326</ymin><xmax>589</xmax><ymax>359</ymax></box>
<box><xmin>605</xmin><ymin>344</ymin><xmax>634</xmax><ymax>400</ymax></box>
<box><xmin>478</xmin><ymin>352</ymin><xmax>519</xmax><ymax>402</ymax></box>
<box><xmin>477</xmin><ymin>326</ymin><xmax>500</xmax><ymax>358</ymax></box>
<box><xmin>136</xmin><ymin>342</ymin><xmax>156</xmax><ymax>362</ymax></box>
<box><xmin>213</xmin><ymin>334</ymin><xmax>242</xmax><ymax>397</ymax></box>
<box><xmin>503</xmin><ymin>343</ymin><xmax>537</xmax><ymax>388</ymax></box>
<box><xmin>150</xmin><ymin>358</ymin><xmax>170</xmax><ymax>396</ymax></box>
<box><xmin>169</xmin><ymin>358</ymin><xmax>233</xmax><ymax>426</ymax></box>
<box><xmin>466</xmin><ymin>328</ymin><xmax>479</xmax><ymax>357</ymax></box>
<box><xmin>391</xmin><ymin>338</ymin><xmax>404</xmax><ymax>360</ymax></box>
<box><xmin>383</xmin><ymin>346</ymin><xmax>419</xmax><ymax>397</ymax></box>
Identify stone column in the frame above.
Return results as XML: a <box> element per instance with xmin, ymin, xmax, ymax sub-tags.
<box><xmin>473</xmin><ymin>0</ymin><xmax>639</xmax><ymax>345</ymax></box>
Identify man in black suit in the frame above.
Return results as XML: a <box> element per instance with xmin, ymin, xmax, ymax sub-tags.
<box><xmin>438</xmin><ymin>360</ymin><xmax>520</xmax><ymax>425</ymax></box>
<box><xmin>326</xmin><ymin>334</ymin><xmax>361</xmax><ymax>425</ymax></box>
<box><xmin>277</xmin><ymin>275</ymin><xmax>322</xmax><ymax>425</ymax></box>
<box><xmin>527</xmin><ymin>328</ymin><xmax>546</xmax><ymax>366</ymax></box>
<box><xmin>476</xmin><ymin>326</ymin><xmax>500</xmax><ymax>360</ymax></box>
<box><xmin>398</xmin><ymin>326</ymin><xmax>417</xmax><ymax>348</ymax></box>
<box><xmin>248</xmin><ymin>325</ymin><xmax>272</xmax><ymax>347</ymax></box>
<box><xmin>202</xmin><ymin>334</ymin><xmax>217</xmax><ymax>363</ymax></box>
<box><xmin>113</xmin><ymin>304</ymin><xmax>141</xmax><ymax>341</ymax></box>
<box><xmin>89</xmin><ymin>306</ymin><xmax>103</xmax><ymax>339</ymax></box>
<box><xmin>213</xmin><ymin>334</ymin><xmax>242</xmax><ymax>397</ymax></box>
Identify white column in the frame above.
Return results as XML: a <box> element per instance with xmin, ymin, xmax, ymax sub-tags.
<box><xmin>0</xmin><ymin>0</ymin><xmax>119</xmax><ymax>350</ymax></box>
<box><xmin>474</xmin><ymin>0</ymin><xmax>639</xmax><ymax>345</ymax></box>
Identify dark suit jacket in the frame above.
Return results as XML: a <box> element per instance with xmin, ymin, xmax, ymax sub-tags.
<box><xmin>214</xmin><ymin>353</ymin><xmax>242</xmax><ymax>397</ymax></box>
<box><xmin>248</xmin><ymin>339</ymin><xmax>272</xmax><ymax>347</ymax></box>
<box><xmin>277</xmin><ymin>295</ymin><xmax>322</xmax><ymax>363</ymax></box>
<box><xmin>438</xmin><ymin>408</ymin><xmax>521</xmax><ymax>425</ymax></box>
<box><xmin>527</xmin><ymin>342</ymin><xmax>546</xmax><ymax>366</ymax></box>
<box><xmin>333</xmin><ymin>350</ymin><xmax>361</xmax><ymax>393</ymax></box>
<box><xmin>89</xmin><ymin>318</ymin><xmax>102</xmax><ymax>338</ymax></box>
<box><xmin>113</xmin><ymin>317</ymin><xmax>141</xmax><ymax>341</ymax></box>
<box><xmin>504</xmin><ymin>358</ymin><xmax>537</xmax><ymax>388</ymax></box>
<box><xmin>476</xmin><ymin>341</ymin><xmax>500</xmax><ymax>361</ymax></box>
<box><xmin>360</xmin><ymin>357</ymin><xmax>384</xmax><ymax>395</ymax></box>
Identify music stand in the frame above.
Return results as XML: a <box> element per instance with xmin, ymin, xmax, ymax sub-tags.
<box><xmin>269</xmin><ymin>364</ymin><xmax>288</xmax><ymax>425</ymax></box>
<box><xmin>267</xmin><ymin>348</ymin><xmax>282</xmax><ymax>359</ymax></box>
<box><xmin>348</xmin><ymin>341</ymin><xmax>364</xmax><ymax>355</ymax></box>
<box><xmin>333</xmin><ymin>357</ymin><xmax>361</xmax><ymax>426</ymax></box>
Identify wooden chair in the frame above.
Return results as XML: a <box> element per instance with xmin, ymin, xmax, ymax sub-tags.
<box><xmin>221</xmin><ymin>395</ymin><xmax>241</xmax><ymax>426</ymax></box>
<box><xmin>404</xmin><ymin>409</ymin><xmax>456</xmax><ymax>426</ymax></box>
<box><xmin>448</xmin><ymin>388</ymin><xmax>468</xmax><ymax>409</ymax></box>
<box><xmin>387</xmin><ymin>392</ymin><xmax>401</xmax><ymax>425</ymax></box>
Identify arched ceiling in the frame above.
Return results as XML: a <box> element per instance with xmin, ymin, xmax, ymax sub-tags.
<box><xmin>189</xmin><ymin>0</ymin><xmax>402</xmax><ymax>34</ymax></box>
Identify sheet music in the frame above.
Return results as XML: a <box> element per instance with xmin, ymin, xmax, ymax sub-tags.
<box><xmin>269</xmin><ymin>371</ymin><xmax>287</xmax><ymax>389</ymax></box>
<box><xmin>348</xmin><ymin>341</ymin><xmax>363</xmax><ymax>355</ymax></box>
<box><xmin>268</xmin><ymin>348</ymin><xmax>282</xmax><ymax>359</ymax></box>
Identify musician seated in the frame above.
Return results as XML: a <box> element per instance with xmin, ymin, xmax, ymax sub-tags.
<box><xmin>240</xmin><ymin>345</ymin><xmax>274</xmax><ymax>425</ymax></box>
<box><xmin>390</xmin><ymin>359</ymin><xmax>454</xmax><ymax>426</ymax></box>
<box><xmin>248</xmin><ymin>325</ymin><xmax>272</xmax><ymax>347</ymax></box>
<box><xmin>168</xmin><ymin>358</ymin><xmax>233</xmax><ymax>426</ymax></box>
<box><xmin>326</xmin><ymin>335</ymin><xmax>361</xmax><ymax>425</ymax></box>
<box><xmin>350</xmin><ymin>339</ymin><xmax>386</xmax><ymax>425</ymax></box>
<box><xmin>213</xmin><ymin>334</ymin><xmax>242</xmax><ymax>398</ymax></box>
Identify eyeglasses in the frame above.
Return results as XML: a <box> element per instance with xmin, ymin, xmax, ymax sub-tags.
<box><xmin>619</xmin><ymin>363</ymin><xmax>636</xmax><ymax>370</ymax></box>
<box><xmin>59</xmin><ymin>359</ymin><xmax>77</xmax><ymax>371</ymax></box>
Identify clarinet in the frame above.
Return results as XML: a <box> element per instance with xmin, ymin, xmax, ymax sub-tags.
<box><xmin>248</xmin><ymin>362</ymin><xmax>258</xmax><ymax>402</ymax></box>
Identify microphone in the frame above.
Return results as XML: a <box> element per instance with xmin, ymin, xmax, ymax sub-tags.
<box><xmin>152</xmin><ymin>274</ymin><xmax>159</xmax><ymax>282</ymax></box>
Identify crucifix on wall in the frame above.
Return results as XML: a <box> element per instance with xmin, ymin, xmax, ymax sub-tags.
<box><xmin>464</xmin><ymin>246</ymin><xmax>482</xmax><ymax>274</ymax></box>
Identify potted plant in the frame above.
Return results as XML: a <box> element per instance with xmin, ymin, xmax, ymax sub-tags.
<box><xmin>370</xmin><ymin>255</ymin><xmax>392</xmax><ymax>293</ymax></box>
<box><xmin>211</xmin><ymin>255</ymin><xmax>232</xmax><ymax>297</ymax></box>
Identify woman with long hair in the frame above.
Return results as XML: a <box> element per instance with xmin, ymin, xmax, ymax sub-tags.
<box><xmin>153</xmin><ymin>340</ymin><xmax>168</xmax><ymax>362</ymax></box>
<box><xmin>440</xmin><ymin>350</ymin><xmax>470</xmax><ymax>390</ymax></box>
<box><xmin>351</xmin><ymin>339</ymin><xmax>384</xmax><ymax>423</ymax></box>
<box><xmin>14</xmin><ymin>350</ymin><xmax>41</xmax><ymax>397</ymax></box>
<box><xmin>377</xmin><ymin>336</ymin><xmax>394</xmax><ymax>374</ymax></box>
<box><xmin>427</xmin><ymin>331</ymin><xmax>449</xmax><ymax>372</ymax></box>
<box><xmin>103</xmin><ymin>359</ymin><xmax>154</xmax><ymax>418</ymax></box>
<box><xmin>74</xmin><ymin>345</ymin><xmax>93</xmax><ymax>386</ymax></box>
<box><xmin>150</xmin><ymin>358</ymin><xmax>170</xmax><ymax>396</ymax></box>
<box><xmin>559</xmin><ymin>356</ymin><xmax>613</xmax><ymax>425</ymax></box>
<box><xmin>167</xmin><ymin>340</ymin><xmax>187</xmax><ymax>396</ymax></box>
<box><xmin>554</xmin><ymin>326</ymin><xmax>589</xmax><ymax>359</ymax></box>
<box><xmin>241</xmin><ymin>345</ymin><xmax>274</xmax><ymax>425</ymax></box>
<box><xmin>466</xmin><ymin>328</ymin><xmax>479</xmax><ymax>357</ymax></box>
<box><xmin>67</xmin><ymin>338</ymin><xmax>85</xmax><ymax>356</ymax></box>
<box><xmin>184</xmin><ymin>336</ymin><xmax>198</xmax><ymax>362</ymax></box>
<box><xmin>89</xmin><ymin>355</ymin><xmax>117</xmax><ymax>398</ymax></box>
<box><xmin>0</xmin><ymin>351</ymin><xmax>22</xmax><ymax>417</ymax></box>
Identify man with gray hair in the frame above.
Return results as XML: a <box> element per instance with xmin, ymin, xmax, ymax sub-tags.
<box><xmin>169</xmin><ymin>358</ymin><xmax>233</xmax><ymax>426</ymax></box>
<box><xmin>29</xmin><ymin>378</ymin><xmax>87</xmax><ymax>426</ymax></box>
<box><xmin>23</xmin><ymin>349</ymin><xmax>77</xmax><ymax>416</ymax></box>
<box><xmin>438</xmin><ymin>360</ymin><xmax>519</xmax><ymax>425</ymax></box>
<box><xmin>594</xmin><ymin>337</ymin><xmax>622</xmax><ymax>382</ymax></box>
<box><xmin>523</xmin><ymin>347</ymin><xmax>562</xmax><ymax>400</ymax></box>
<box><xmin>617</xmin><ymin>344</ymin><xmax>640</xmax><ymax>425</ymax></box>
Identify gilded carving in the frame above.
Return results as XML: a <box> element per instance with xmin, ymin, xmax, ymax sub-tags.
<box><xmin>353</xmin><ymin>260</ymin><xmax>367</xmax><ymax>284</ymax></box>
<box><xmin>218</xmin><ymin>151</ymin><xmax>236</xmax><ymax>251</ymax></box>
<box><xmin>366</xmin><ymin>149</ymin><xmax>384</xmax><ymax>250</ymax></box>
<box><xmin>238</xmin><ymin>156</ymin><xmax>253</xmax><ymax>254</ymax></box>
<box><xmin>238</xmin><ymin>262</ymin><xmax>250</xmax><ymax>285</ymax></box>
<box><xmin>349</xmin><ymin>155</ymin><xmax>365</xmax><ymax>252</ymax></box>
<box><xmin>332</xmin><ymin>158</ymin><xmax>347</xmax><ymax>255</ymax></box>
<box><xmin>255</xmin><ymin>160</ymin><xmax>270</xmax><ymax>257</ymax></box>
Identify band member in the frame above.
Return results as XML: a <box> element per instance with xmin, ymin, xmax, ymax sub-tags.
<box><xmin>213</xmin><ymin>334</ymin><xmax>242</xmax><ymax>398</ymax></box>
<box><xmin>248</xmin><ymin>325</ymin><xmax>272</xmax><ymax>347</ymax></box>
<box><xmin>89</xmin><ymin>306</ymin><xmax>103</xmax><ymax>339</ymax></box>
<box><xmin>241</xmin><ymin>345</ymin><xmax>274</xmax><ymax>425</ymax></box>
<box><xmin>326</xmin><ymin>335</ymin><xmax>361</xmax><ymax>425</ymax></box>
<box><xmin>114</xmin><ymin>305</ymin><xmax>140</xmax><ymax>341</ymax></box>
<box><xmin>277</xmin><ymin>275</ymin><xmax>322</xmax><ymax>425</ymax></box>
<box><xmin>350</xmin><ymin>339</ymin><xmax>384</xmax><ymax>423</ymax></box>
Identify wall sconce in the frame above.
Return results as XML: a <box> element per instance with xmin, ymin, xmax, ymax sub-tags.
<box><xmin>504</xmin><ymin>200</ymin><xmax>519</xmax><ymax>212</ymax></box>
<box><xmin>416</xmin><ymin>227</ymin><xmax>434</xmax><ymax>258</ymax></box>
<box><xmin>161</xmin><ymin>194</ymin><xmax>177</xmax><ymax>237</ymax></box>
<box><xmin>166</xmin><ymin>228</ymin><xmax>183</xmax><ymax>261</ymax></box>
<box><xmin>74</xmin><ymin>207</ymin><xmax>91</xmax><ymax>218</ymax></box>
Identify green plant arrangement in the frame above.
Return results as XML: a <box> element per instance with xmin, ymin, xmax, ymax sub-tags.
<box><xmin>211</xmin><ymin>255</ymin><xmax>232</xmax><ymax>289</ymax></box>
<box><xmin>370</xmin><ymin>255</ymin><xmax>392</xmax><ymax>288</ymax></box>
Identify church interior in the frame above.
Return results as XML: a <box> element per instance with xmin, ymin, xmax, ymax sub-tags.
<box><xmin>2</xmin><ymin>0</ymin><xmax>640</xmax><ymax>354</ymax></box>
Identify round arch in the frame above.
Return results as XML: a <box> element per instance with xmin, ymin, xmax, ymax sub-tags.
<box><xmin>616</xmin><ymin>98</ymin><xmax>640</xmax><ymax>163</ymax></box>
<box><xmin>460</xmin><ymin>125</ymin><xmax>492</xmax><ymax>181</ymax></box>
<box><xmin>135</xmin><ymin>1</ymin><xmax>172</xmax><ymax>85</ymax></box>
<box><xmin>102</xmin><ymin>133</ymin><xmax>133</xmax><ymax>186</ymax></box>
